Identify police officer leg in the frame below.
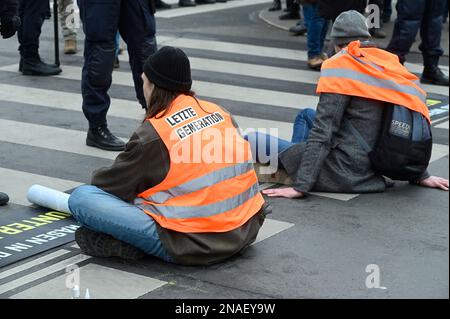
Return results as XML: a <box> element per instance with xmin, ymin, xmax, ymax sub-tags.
<box><xmin>119</xmin><ymin>0</ymin><xmax>157</xmax><ymax>109</ymax></box>
<box><xmin>419</xmin><ymin>0</ymin><xmax>449</xmax><ymax>85</ymax></box>
<box><xmin>78</xmin><ymin>0</ymin><xmax>125</xmax><ymax>151</ymax></box>
<box><xmin>18</xmin><ymin>0</ymin><xmax>62</xmax><ymax>76</ymax></box>
<box><xmin>386</xmin><ymin>0</ymin><xmax>426</xmax><ymax>64</ymax></box>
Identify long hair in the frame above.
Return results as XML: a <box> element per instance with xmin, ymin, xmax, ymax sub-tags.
<box><xmin>144</xmin><ymin>86</ymin><xmax>196</xmax><ymax>120</ymax></box>
<box><xmin>144</xmin><ymin>86</ymin><xmax>213</xmax><ymax>121</ymax></box>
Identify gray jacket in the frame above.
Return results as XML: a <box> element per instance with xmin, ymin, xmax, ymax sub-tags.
<box><xmin>279</xmin><ymin>93</ymin><xmax>429</xmax><ymax>194</ymax></box>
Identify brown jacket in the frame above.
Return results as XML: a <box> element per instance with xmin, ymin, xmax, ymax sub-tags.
<box><xmin>92</xmin><ymin>119</ymin><xmax>265</xmax><ymax>266</ymax></box>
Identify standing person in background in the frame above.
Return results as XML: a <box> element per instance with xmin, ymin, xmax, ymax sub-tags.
<box><xmin>289</xmin><ymin>1</ymin><xmax>307</xmax><ymax>36</ymax></box>
<box><xmin>0</xmin><ymin>0</ymin><xmax>21</xmax><ymax>207</ymax></box>
<box><xmin>387</xmin><ymin>0</ymin><xmax>449</xmax><ymax>86</ymax></box>
<box><xmin>59</xmin><ymin>0</ymin><xmax>78</xmax><ymax>54</ymax></box>
<box><xmin>279</xmin><ymin>0</ymin><xmax>300</xmax><ymax>20</ymax></box>
<box><xmin>316</xmin><ymin>0</ymin><xmax>367</xmax><ymax>58</ymax></box>
<box><xmin>78</xmin><ymin>0</ymin><xmax>157</xmax><ymax>151</ymax></box>
<box><xmin>443</xmin><ymin>0</ymin><xmax>449</xmax><ymax>23</ymax></box>
<box><xmin>302</xmin><ymin>0</ymin><xmax>329</xmax><ymax>70</ymax></box>
<box><xmin>269</xmin><ymin>0</ymin><xmax>281</xmax><ymax>11</ymax></box>
<box><xmin>316</xmin><ymin>0</ymin><xmax>366</xmax><ymax>21</ymax></box>
<box><xmin>382</xmin><ymin>0</ymin><xmax>392</xmax><ymax>22</ymax></box>
<box><xmin>17</xmin><ymin>0</ymin><xmax>62</xmax><ymax>76</ymax></box>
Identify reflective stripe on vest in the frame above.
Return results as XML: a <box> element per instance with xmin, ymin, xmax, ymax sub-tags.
<box><xmin>320</xmin><ymin>68</ymin><xmax>427</xmax><ymax>103</ymax></box>
<box><xmin>140</xmin><ymin>181</ymin><xmax>260</xmax><ymax>220</ymax></box>
<box><xmin>143</xmin><ymin>161</ymin><xmax>254</xmax><ymax>204</ymax></box>
<box><xmin>317</xmin><ymin>41</ymin><xmax>430</xmax><ymax>122</ymax></box>
<box><xmin>137</xmin><ymin>94</ymin><xmax>265</xmax><ymax>233</ymax></box>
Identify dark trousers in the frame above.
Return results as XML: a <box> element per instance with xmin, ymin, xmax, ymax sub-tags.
<box><xmin>78</xmin><ymin>0</ymin><xmax>157</xmax><ymax>128</ymax></box>
<box><xmin>387</xmin><ymin>0</ymin><xmax>446</xmax><ymax>68</ymax></box>
<box><xmin>286</xmin><ymin>0</ymin><xmax>299</xmax><ymax>14</ymax></box>
<box><xmin>18</xmin><ymin>0</ymin><xmax>49</xmax><ymax>60</ymax></box>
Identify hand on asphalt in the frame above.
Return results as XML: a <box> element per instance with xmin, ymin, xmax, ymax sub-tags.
<box><xmin>419</xmin><ymin>176</ymin><xmax>450</xmax><ymax>191</ymax></box>
<box><xmin>262</xmin><ymin>187</ymin><xmax>305</xmax><ymax>198</ymax></box>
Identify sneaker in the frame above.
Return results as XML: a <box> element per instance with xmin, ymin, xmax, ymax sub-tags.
<box><xmin>289</xmin><ymin>21</ymin><xmax>307</xmax><ymax>35</ymax></box>
<box><xmin>75</xmin><ymin>227</ymin><xmax>146</xmax><ymax>260</ymax></box>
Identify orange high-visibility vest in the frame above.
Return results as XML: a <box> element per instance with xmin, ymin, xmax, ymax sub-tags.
<box><xmin>317</xmin><ymin>41</ymin><xmax>430</xmax><ymax>122</ymax></box>
<box><xmin>137</xmin><ymin>94</ymin><xmax>265</xmax><ymax>233</ymax></box>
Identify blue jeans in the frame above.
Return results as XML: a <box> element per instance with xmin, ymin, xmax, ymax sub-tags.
<box><xmin>303</xmin><ymin>4</ymin><xmax>329</xmax><ymax>59</ymax></box>
<box><xmin>245</xmin><ymin>109</ymin><xmax>316</xmax><ymax>167</ymax></box>
<box><xmin>68</xmin><ymin>185</ymin><xmax>173</xmax><ymax>262</ymax></box>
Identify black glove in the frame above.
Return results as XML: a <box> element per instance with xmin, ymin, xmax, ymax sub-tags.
<box><xmin>0</xmin><ymin>15</ymin><xmax>21</xmax><ymax>39</ymax></box>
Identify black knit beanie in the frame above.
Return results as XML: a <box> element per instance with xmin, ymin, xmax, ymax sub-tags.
<box><xmin>143</xmin><ymin>46</ymin><xmax>192</xmax><ymax>92</ymax></box>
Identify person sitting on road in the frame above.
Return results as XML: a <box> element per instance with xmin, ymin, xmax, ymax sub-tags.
<box><xmin>69</xmin><ymin>47</ymin><xmax>268</xmax><ymax>265</ymax></box>
<box><xmin>246</xmin><ymin>10</ymin><xmax>449</xmax><ymax>199</ymax></box>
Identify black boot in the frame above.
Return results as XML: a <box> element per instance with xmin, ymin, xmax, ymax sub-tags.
<box><xmin>75</xmin><ymin>227</ymin><xmax>146</xmax><ymax>260</ymax></box>
<box><xmin>0</xmin><ymin>192</ymin><xmax>9</xmax><ymax>206</ymax></box>
<box><xmin>421</xmin><ymin>66</ymin><xmax>450</xmax><ymax>86</ymax></box>
<box><xmin>21</xmin><ymin>57</ymin><xmax>62</xmax><ymax>76</ymax></box>
<box><xmin>156</xmin><ymin>0</ymin><xmax>172</xmax><ymax>9</ymax></box>
<box><xmin>86</xmin><ymin>125</ymin><xmax>126</xmax><ymax>151</ymax></box>
<box><xmin>268</xmin><ymin>0</ymin><xmax>281</xmax><ymax>11</ymax></box>
<box><xmin>179</xmin><ymin>0</ymin><xmax>196</xmax><ymax>6</ymax></box>
<box><xmin>195</xmin><ymin>0</ymin><xmax>216</xmax><ymax>4</ymax></box>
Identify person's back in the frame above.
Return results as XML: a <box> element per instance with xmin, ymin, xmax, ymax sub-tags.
<box><xmin>69</xmin><ymin>47</ymin><xmax>268</xmax><ymax>266</ymax></box>
<box><xmin>261</xmin><ymin>10</ymin><xmax>448</xmax><ymax>199</ymax></box>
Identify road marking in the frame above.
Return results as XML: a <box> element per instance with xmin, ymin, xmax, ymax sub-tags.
<box><xmin>9</xmin><ymin>263</ymin><xmax>167</xmax><ymax>299</ymax></box>
<box><xmin>95</xmin><ymin>53</ymin><xmax>321</xmax><ymax>85</ymax></box>
<box><xmin>156</xmin><ymin>0</ymin><xmax>275</xmax><ymax>19</ymax></box>
<box><xmin>0</xmin><ymin>84</ymin><xmax>296</xmax><ymax>141</ymax></box>
<box><xmin>0</xmin><ymin>119</ymin><xmax>122</xmax><ymax>160</ymax></box>
<box><xmin>430</xmin><ymin>143</ymin><xmax>449</xmax><ymax>163</ymax></box>
<box><xmin>435</xmin><ymin>120</ymin><xmax>449</xmax><ymax>129</ymax></box>
<box><xmin>253</xmin><ymin>218</ymin><xmax>294</xmax><ymax>245</ymax></box>
<box><xmin>405</xmin><ymin>62</ymin><xmax>450</xmax><ymax>75</ymax></box>
<box><xmin>0</xmin><ymin>250</ymin><xmax>71</xmax><ymax>281</ymax></box>
<box><xmin>0</xmin><ymin>64</ymin><xmax>317</xmax><ymax>110</ymax></box>
<box><xmin>0</xmin><ymin>167</ymin><xmax>81</xmax><ymax>206</ymax></box>
<box><xmin>0</xmin><ymin>254</ymin><xmax>90</xmax><ymax>295</ymax></box>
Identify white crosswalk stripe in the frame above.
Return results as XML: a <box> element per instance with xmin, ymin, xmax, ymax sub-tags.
<box><xmin>0</xmin><ymin>168</ymin><xmax>82</xmax><ymax>206</ymax></box>
<box><xmin>0</xmin><ymin>64</ymin><xmax>319</xmax><ymax>109</ymax></box>
<box><xmin>155</xmin><ymin>0</ymin><xmax>271</xmax><ymax>19</ymax></box>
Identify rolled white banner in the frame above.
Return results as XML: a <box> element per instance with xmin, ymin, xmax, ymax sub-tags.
<box><xmin>27</xmin><ymin>185</ymin><xmax>71</xmax><ymax>214</ymax></box>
